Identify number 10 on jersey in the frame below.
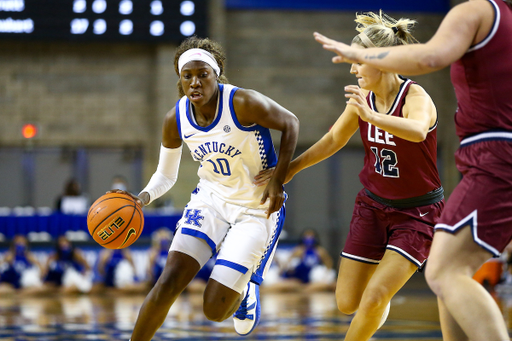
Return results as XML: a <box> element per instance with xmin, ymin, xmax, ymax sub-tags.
<box><xmin>206</xmin><ymin>158</ymin><xmax>232</xmax><ymax>176</ymax></box>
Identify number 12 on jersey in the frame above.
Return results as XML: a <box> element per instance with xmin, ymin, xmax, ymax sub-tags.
<box><xmin>370</xmin><ymin>147</ymin><xmax>399</xmax><ymax>178</ymax></box>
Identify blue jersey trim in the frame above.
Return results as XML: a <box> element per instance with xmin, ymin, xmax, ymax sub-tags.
<box><xmin>215</xmin><ymin>259</ymin><xmax>248</xmax><ymax>275</ymax></box>
<box><xmin>175</xmin><ymin>101</ymin><xmax>183</xmax><ymax>139</ymax></box>
<box><xmin>228</xmin><ymin>87</ymin><xmax>278</xmax><ymax>169</ymax></box>
<box><xmin>254</xmin><ymin>126</ymin><xmax>278</xmax><ymax>169</ymax></box>
<box><xmin>181</xmin><ymin>228</ymin><xmax>217</xmax><ymax>255</ymax></box>
<box><xmin>228</xmin><ymin>86</ymin><xmax>258</xmax><ymax>132</ymax></box>
<box><xmin>460</xmin><ymin>130</ymin><xmax>512</xmax><ymax>146</ymax></box>
<box><xmin>251</xmin><ymin>205</ymin><xmax>285</xmax><ymax>285</ymax></box>
<box><xmin>185</xmin><ymin>84</ymin><xmax>224</xmax><ymax>132</ymax></box>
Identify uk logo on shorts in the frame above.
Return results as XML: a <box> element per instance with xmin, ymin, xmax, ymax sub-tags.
<box><xmin>184</xmin><ymin>209</ymin><xmax>204</xmax><ymax>227</ymax></box>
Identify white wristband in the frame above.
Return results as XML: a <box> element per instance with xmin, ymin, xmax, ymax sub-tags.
<box><xmin>139</xmin><ymin>144</ymin><xmax>182</xmax><ymax>205</ymax></box>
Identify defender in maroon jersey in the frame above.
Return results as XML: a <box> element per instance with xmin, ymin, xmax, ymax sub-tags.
<box><xmin>257</xmin><ymin>12</ymin><xmax>444</xmax><ymax>341</ymax></box>
<box><xmin>315</xmin><ymin>1</ymin><xmax>512</xmax><ymax>339</ymax></box>
<box><xmin>345</xmin><ymin>76</ymin><xmax>443</xmax><ymax>272</ymax></box>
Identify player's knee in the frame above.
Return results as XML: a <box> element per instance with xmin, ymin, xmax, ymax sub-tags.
<box><xmin>335</xmin><ymin>288</ymin><xmax>358</xmax><ymax>315</ymax></box>
<box><xmin>153</xmin><ymin>267</ymin><xmax>188</xmax><ymax>300</ymax></box>
<box><xmin>425</xmin><ymin>260</ymin><xmax>444</xmax><ymax>297</ymax></box>
<box><xmin>358</xmin><ymin>288</ymin><xmax>388</xmax><ymax>314</ymax></box>
<box><xmin>203</xmin><ymin>303</ymin><xmax>228</xmax><ymax>322</ymax></box>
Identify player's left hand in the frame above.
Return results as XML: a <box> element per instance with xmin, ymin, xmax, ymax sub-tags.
<box><xmin>260</xmin><ymin>178</ymin><xmax>285</xmax><ymax>219</ymax></box>
<box><xmin>344</xmin><ymin>85</ymin><xmax>374</xmax><ymax>122</ymax></box>
<box><xmin>254</xmin><ymin>168</ymin><xmax>275</xmax><ymax>187</ymax></box>
<box><xmin>314</xmin><ymin>32</ymin><xmax>360</xmax><ymax>64</ymax></box>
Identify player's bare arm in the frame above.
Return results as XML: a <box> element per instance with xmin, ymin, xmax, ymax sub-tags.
<box><xmin>254</xmin><ymin>104</ymin><xmax>359</xmax><ymax>186</ymax></box>
<box><xmin>287</xmin><ymin>105</ymin><xmax>359</xmax><ymax>183</ymax></box>
<box><xmin>132</xmin><ymin>108</ymin><xmax>183</xmax><ymax>207</ymax></box>
<box><xmin>161</xmin><ymin>108</ymin><xmax>183</xmax><ymax>149</ymax></box>
<box><xmin>346</xmin><ymin>84</ymin><xmax>434</xmax><ymax>142</ymax></box>
<box><xmin>233</xmin><ymin>89</ymin><xmax>299</xmax><ymax>217</ymax></box>
<box><xmin>314</xmin><ymin>1</ymin><xmax>492</xmax><ymax>75</ymax></box>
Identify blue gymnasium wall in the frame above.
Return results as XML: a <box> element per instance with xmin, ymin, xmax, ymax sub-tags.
<box><xmin>0</xmin><ymin>213</ymin><xmax>181</xmax><ymax>240</ymax></box>
<box><xmin>226</xmin><ymin>0</ymin><xmax>450</xmax><ymax>13</ymax></box>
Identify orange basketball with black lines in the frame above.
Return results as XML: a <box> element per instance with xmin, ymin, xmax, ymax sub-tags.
<box><xmin>87</xmin><ymin>193</ymin><xmax>144</xmax><ymax>249</ymax></box>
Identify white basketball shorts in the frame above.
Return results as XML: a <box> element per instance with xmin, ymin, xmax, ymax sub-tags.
<box><xmin>169</xmin><ymin>185</ymin><xmax>285</xmax><ymax>293</ymax></box>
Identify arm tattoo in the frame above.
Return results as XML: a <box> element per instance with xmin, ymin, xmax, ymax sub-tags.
<box><xmin>364</xmin><ymin>51</ymin><xmax>390</xmax><ymax>60</ymax></box>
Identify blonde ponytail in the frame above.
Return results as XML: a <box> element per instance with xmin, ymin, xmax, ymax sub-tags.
<box><xmin>352</xmin><ymin>10</ymin><xmax>418</xmax><ymax>48</ymax></box>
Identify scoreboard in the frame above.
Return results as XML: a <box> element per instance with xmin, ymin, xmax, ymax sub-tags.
<box><xmin>0</xmin><ymin>0</ymin><xmax>207</xmax><ymax>42</ymax></box>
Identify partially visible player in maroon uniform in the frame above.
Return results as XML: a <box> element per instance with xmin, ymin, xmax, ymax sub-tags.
<box><xmin>256</xmin><ymin>12</ymin><xmax>443</xmax><ymax>341</ymax></box>
<box><xmin>314</xmin><ymin>1</ymin><xmax>512</xmax><ymax>340</ymax></box>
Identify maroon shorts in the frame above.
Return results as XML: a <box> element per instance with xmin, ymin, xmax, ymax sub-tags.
<box><xmin>342</xmin><ymin>189</ymin><xmax>444</xmax><ymax>268</ymax></box>
<box><xmin>436</xmin><ymin>139</ymin><xmax>512</xmax><ymax>256</ymax></box>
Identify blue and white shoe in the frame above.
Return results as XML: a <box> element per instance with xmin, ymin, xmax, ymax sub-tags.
<box><xmin>377</xmin><ymin>302</ymin><xmax>391</xmax><ymax>329</ymax></box>
<box><xmin>233</xmin><ymin>282</ymin><xmax>261</xmax><ymax>336</ymax></box>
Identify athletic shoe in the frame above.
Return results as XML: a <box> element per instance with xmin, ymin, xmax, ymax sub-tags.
<box><xmin>233</xmin><ymin>282</ymin><xmax>261</xmax><ymax>336</ymax></box>
<box><xmin>377</xmin><ymin>302</ymin><xmax>391</xmax><ymax>329</ymax></box>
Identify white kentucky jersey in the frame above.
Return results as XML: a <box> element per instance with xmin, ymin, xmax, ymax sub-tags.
<box><xmin>176</xmin><ymin>84</ymin><xmax>279</xmax><ymax>209</ymax></box>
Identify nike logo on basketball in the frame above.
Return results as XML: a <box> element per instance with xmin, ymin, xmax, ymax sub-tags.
<box><xmin>184</xmin><ymin>133</ymin><xmax>196</xmax><ymax>138</ymax></box>
<box><xmin>120</xmin><ymin>228</ymin><xmax>136</xmax><ymax>248</ymax></box>
<box><xmin>419</xmin><ymin>212</ymin><xmax>429</xmax><ymax>217</ymax></box>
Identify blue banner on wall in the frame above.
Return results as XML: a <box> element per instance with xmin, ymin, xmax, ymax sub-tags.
<box><xmin>226</xmin><ymin>0</ymin><xmax>450</xmax><ymax>13</ymax></box>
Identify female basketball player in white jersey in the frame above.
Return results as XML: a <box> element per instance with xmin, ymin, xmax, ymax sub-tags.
<box><xmin>257</xmin><ymin>12</ymin><xmax>443</xmax><ymax>341</ymax></box>
<box><xmin>123</xmin><ymin>37</ymin><xmax>299</xmax><ymax>341</ymax></box>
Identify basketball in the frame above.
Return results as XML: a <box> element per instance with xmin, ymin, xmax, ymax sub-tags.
<box><xmin>87</xmin><ymin>193</ymin><xmax>144</xmax><ymax>249</ymax></box>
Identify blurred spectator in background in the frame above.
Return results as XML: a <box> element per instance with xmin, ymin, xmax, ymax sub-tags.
<box><xmin>39</xmin><ymin>235</ymin><xmax>92</xmax><ymax>294</ymax></box>
<box><xmin>147</xmin><ymin>227</ymin><xmax>214</xmax><ymax>293</ymax></box>
<box><xmin>93</xmin><ymin>248</ymin><xmax>146</xmax><ymax>294</ymax></box>
<box><xmin>263</xmin><ymin>229</ymin><xmax>336</xmax><ymax>293</ymax></box>
<box><xmin>147</xmin><ymin>227</ymin><xmax>173</xmax><ymax>287</ymax></box>
<box><xmin>0</xmin><ymin>235</ymin><xmax>42</xmax><ymax>294</ymax></box>
<box><xmin>111</xmin><ymin>175</ymin><xmax>129</xmax><ymax>192</ymax></box>
<box><xmin>55</xmin><ymin>178</ymin><xmax>88</xmax><ymax>215</ymax></box>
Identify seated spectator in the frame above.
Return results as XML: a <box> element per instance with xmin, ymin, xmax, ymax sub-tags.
<box><xmin>55</xmin><ymin>178</ymin><xmax>88</xmax><ymax>215</ymax></box>
<box><xmin>263</xmin><ymin>229</ymin><xmax>336</xmax><ymax>293</ymax></box>
<box><xmin>147</xmin><ymin>228</ymin><xmax>173</xmax><ymax>287</ymax></box>
<box><xmin>0</xmin><ymin>235</ymin><xmax>42</xmax><ymax>294</ymax></box>
<box><xmin>93</xmin><ymin>248</ymin><xmax>146</xmax><ymax>294</ymax></box>
<box><xmin>40</xmin><ymin>235</ymin><xmax>93</xmax><ymax>294</ymax></box>
<box><xmin>111</xmin><ymin>175</ymin><xmax>129</xmax><ymax>192</ymax></box>
<box><xmin>147</xmin><ymin>227</ymin><xmax>215</xmax><ymax>293</ymax></box>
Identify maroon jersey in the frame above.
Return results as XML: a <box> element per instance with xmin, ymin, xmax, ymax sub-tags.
<box><xmin>358</xmin><ymin>78</ymin><xmax>442</xmax><ymax>200</ymax></box>
<box><xmin>450</xmin><ymin>0</ymin><xmax>512</xmax><ymax>141</ymax></box>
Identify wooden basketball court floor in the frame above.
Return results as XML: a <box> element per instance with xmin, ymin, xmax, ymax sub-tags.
<box><xmin>0</xmin><ymin>274</ymin><xmax>511</xmax><ymax>341</ymax></box>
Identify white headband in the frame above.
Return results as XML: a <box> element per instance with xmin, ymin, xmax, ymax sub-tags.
<box><xmin>178</xmin><ymin>48</ymin><xmax>221</xmax><ymax>76</ymax></box>
<box><xmin>357</xmin><ymin>32</ymin><xmax>376</xmax><ymax>48</ymax></box>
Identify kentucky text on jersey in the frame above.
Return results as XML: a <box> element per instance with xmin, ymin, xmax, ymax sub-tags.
<box><xmin>192</xmin><ymin>141</ymin><xmax>242</xmax><ymax>161</ymax></box>
<box><xmin>367</xmin><ymin>123</ymin><xmax>396</xmax><ymax>146</ymax></box>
